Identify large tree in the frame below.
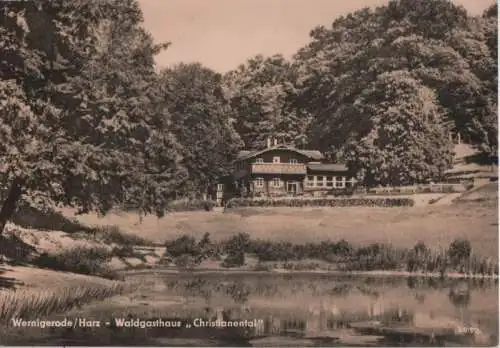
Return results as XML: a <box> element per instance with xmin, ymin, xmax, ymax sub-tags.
<box><xmin>224</xmin><ymin>54</ymin><xmax>312</xmax><ymax>150</ymax></box>
<box><xmin>0</xmin><ymin>0</ymin><xmax>184</xmax><ymax>234</ymax></box>
<box><xmin>344</xmin><ymin>71</ymin><xmax>454</xmax><ymax>186</ymax></box>
<box><xmin>160</xmin><ymin>63</ymin><xmax>243</xmax><ymax>197</ymax></box>
<box><xmin>294</xmin><ymin>0</ymin><xmax>496</xmax><ymax>183</ymax></box>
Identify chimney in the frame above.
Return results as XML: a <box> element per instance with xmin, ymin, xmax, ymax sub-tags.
<box><xmin>266</xmin><ymin>137</ymin><xmax>271</xmax><ymax>148</ymax></box>
<box><xmin>273</xmin><ymin>138</ymin><xmax>278</xmax><ymax>146</ymax></box>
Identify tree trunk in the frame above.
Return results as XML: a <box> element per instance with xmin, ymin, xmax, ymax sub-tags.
<box><xmin>0</xmin><ymin>177</ymin><xmax>24</xmax><ymax>235</ymax></box>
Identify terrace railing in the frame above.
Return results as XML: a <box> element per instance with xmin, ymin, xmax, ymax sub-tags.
<box><xmin>366</xmin><ymin>183</ymin><xmax>471</xmax><ymax>195</ymax></box>
<box><xmin>251</xmin><ymin>163</ymin><xmax>307</xmax><ymax>175</ymax></box>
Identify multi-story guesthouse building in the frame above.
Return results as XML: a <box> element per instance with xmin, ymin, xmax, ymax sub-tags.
<box><xmin>213</xmin><ymin>138</ymin><xmax>356</xmax><ymax>204</ymax></box>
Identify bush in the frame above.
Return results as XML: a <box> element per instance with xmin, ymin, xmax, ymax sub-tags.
<box><xmin>162</xmin><ymin>235</ymin><xmax>493</xmax><ymax>275</ymax></box>
<box><xmin>406</xmin><ymin>242</ymin><xmax>432</xmax><ymax>272</ymax></box>
<box><xmin>226</xmin><ymin>197</ymin><xmax>414</xmax><ymax>208</ymax></box>
<box><xmin>447</xmin><ymin>239</ymin><xmax>472</xmax><ymax>272</ymax></box>
<box><xmin>222</xmin><ymin>250</ymin><xmax>245</xmax><ymax>268</ymax></box>
<box><xmin>164</xmin><ymin>233</ymin><xmax>221</xmax><ymax>267</ymax></box>
<box><xmin>96</xmin><ymin>225</ymin><xmax>152</xmax><ymax>246</ymax></box>
<box><xmin>448</xmin><ymin>239</ymin><xmax>472</xmax><ymax>261</ymax></box>
<box><xmin>223</xmin><ymin>233</ymin><xmax>251</xmax><ymax>254</ymax></box>
<box><xmin>174</xmin><ymin>254</ymin><xmax>198</xmax><ymax>270</ymax></box>
<box><xmin>251</xmin><ymin>241</ymin><xmax>298</xmax><ymax>262</ymax></box>
<box><xmin>344</xmin><ymin>244</ymin><xmax>403</xmax><ymax>271</ymax></box>
<box><xmin>197</xmin><ymin>232</ymin><xmax>218</xmax><ymax>259</ymax></box>
<box><xmin>164</xmin><ymin>235</ymin><xmax>200</xmax><ymax>258</ymax></box>
<box><xmin>33</xmin><ymin>247</ymin><xmax>118</xmax><ymax>279</ymax></box>
<box><xmin>111</xmin><ymin>245</ymin><xmax>146</xmax><ymax>262</ymax></box>
<box><xmin>166</xmin><ymin>199</ymin><xmax>216</xmax><ymax>212</ymax></box>
<box><xmin>111</xmin><ymin>245</ymin><xmax>135</xmax><ymax>258</ymax></box>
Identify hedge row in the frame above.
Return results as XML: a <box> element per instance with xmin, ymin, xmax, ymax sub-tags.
<box><xmin>166</xmin><ymin>199</ymin><xmax>217</xmax><ymax>212</ymax></box>
<box><xmin>226</xmin><ymin>197</ymin><xmax>414</xmax><ymax>208</ymax></box>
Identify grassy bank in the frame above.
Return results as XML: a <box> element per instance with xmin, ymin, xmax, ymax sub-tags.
<box><xmin>0</xmin><ymin>267</ymin><xmax>127</xmax><ymax>325</ymax></box>
<box><xmin>58</xmin><ymin>200</ymin><xmax>498</xmax><ymax>260</ymax></box>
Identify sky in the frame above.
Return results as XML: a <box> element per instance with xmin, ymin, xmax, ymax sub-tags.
<box><xmin>138</xmin><ymin>0</ymin><xmax>495</xmax><ymax>73</ymax></box>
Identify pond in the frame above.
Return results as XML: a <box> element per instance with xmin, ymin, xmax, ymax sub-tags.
<box><xmin>3</xmin><ymin>272</ymin><xmax>499</xmax><ymax>346</ymax></box>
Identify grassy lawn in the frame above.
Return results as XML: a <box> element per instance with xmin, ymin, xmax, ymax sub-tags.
<box><xmin>60</xmin><ymin>197</ymin><xmax>498</xmax><ymax>260</ymax></box>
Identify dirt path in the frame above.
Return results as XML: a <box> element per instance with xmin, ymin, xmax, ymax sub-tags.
<box><xmin>431</xmin><ymin>193</ymin><xmax>464</xmax><ymax>205</ymax></box>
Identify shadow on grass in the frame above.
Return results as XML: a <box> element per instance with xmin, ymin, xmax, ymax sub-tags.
<box><xmin>463</xmin><ymin>151</ymin><xmax>497</xmax><ymax>165</ymax></box>
<box><xmin>0</xmin><ymin>234</ymin><xmax>29</xmax><ymax>289</ymax></box>
<box><xmin>12</xmin><ymin>204</ymin><xmax>93</xmax><ymax>234</ymax></box>
<box><xmin>0</xmin><ymin>232</ymin><xmax>37</xmax><ymax>289</ymax></box>
<box><xmin>0</xmin><ymin>266</ymin><xmax>18</xmax><ymax>290</ymax></box>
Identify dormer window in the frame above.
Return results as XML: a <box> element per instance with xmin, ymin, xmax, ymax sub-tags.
<box><xmin>289</xmin><ymin>158</ymin><xmax>298</xmax><ymax>164</ymax></box>
<box><xmin>273</xmin><ymin>156</ymin><xmax>280</xmax><ymax>163</ymax></box>
<box><xmin>255</xmin><ymin>158</ymin><xmax>264</xmax><ymax>164</ymax></box>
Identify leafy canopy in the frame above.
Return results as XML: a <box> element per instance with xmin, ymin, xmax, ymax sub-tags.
<box><xmin>0</xmin><ymin>0</ymin><xmax>185</xmax><ymax>222</ymax></box>
<box><xmin>160</xmin><ymin>63</ymin><xmax>243</xmax><ymax>195</ymax></box>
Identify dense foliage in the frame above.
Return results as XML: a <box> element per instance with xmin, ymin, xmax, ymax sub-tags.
<box><xmin>225</xmin><ymin>0</ymin><xmax>497</xmax><ymax>182</ymax></box>
<box><xmin>343</xmin><ymin>71</ymin><xmax>454</xmax><ymax>186</ymax></box>
<box><xmin>33</xmin><ymin>247</ymin><xmax>118</xmax><ymax>279</ymax></box>
<box><xmin>159</xmin><ymin>64</ymin><xmax>243</xmax><ymax>196</ymax></box>
<box><xmin>294</xmin><ymin>0</ymin><xmax>497</xmax><ymax>158</ymax></box>
<box><xmin>0</xmin><ymin>0</ymin><xmax>186</xmax><ymax>233</ymax></box>
<box><xmin>223</xmin><ymin>55</ymin><xmax>311</xmax><ymax>149</ymax></box>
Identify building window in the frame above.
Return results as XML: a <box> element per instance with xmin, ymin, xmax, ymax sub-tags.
<box><xmin>289</xmin><ymin>158</ymin><xmax>298</xmax><ymax>164</ymax></box>
<box><xmin>273</xmin><ymin>156</ymin><xmax>280</xmax><ymax>163</ymax></box>
<box><xmin>326</xmin><ymin>176</ymin><xmax>334</xmax><ymax>187</ymax></box>
<box><xmin>316</xmin><ymin>176</ymin><xmax>324</xmax><ymax>187</ymax></box>
<box><xmin>255</xmin><ymin>158</ymin><xmax>264</xmax><ymax>164</ymax></box>
<box><xmin>306</xmin><ymin>175</ymin><xmax>314</xmax><ymax>187</ymax></box>
<box><xmin>335</xmin><ymin>176</ymin><xmax>345</xmax><ymax>188</ymax></box>
<box><xmin>271</xmin><ymin>177</ymin><xmax>281</xmax><ymax>187</ymax></box>
<box><xmin>217</xmin><ymin>184</ymin><xmax>224</xmax><ymax>191</ymax></box>
<box><xmin>255</xmin><ymin>177</ymin><xmax>264</xmax><ymax>188</ymax></box>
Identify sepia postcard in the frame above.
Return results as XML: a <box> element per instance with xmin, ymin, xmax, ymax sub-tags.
<box><xmin>0</xmin><ymin>0</ymin><xmax>498</xmax><ymax>346</ymax></box>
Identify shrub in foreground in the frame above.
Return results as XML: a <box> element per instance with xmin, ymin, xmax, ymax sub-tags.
<box><xmin>33</xmin><ymin>247</ymin><xmax>118</xmax><ymax>279</ymax></box>
<box><xmin>222</xmin><ymin>250</ymin><xmax>245</xmax><ymax>268</ymax></box>
<box><xmin>165</xmin><ymin>235</ymin><xmax>200</xmax><ymax>258</ymax></box>
<box><xmin>164</xmin><ymin>233</ymin><xmax>220</xmax><ymax>265</ymax></box>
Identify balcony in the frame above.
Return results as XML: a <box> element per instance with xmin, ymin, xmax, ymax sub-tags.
<box><xmin>251</xmin><ymin>163</ymin><xmax>307</xmax><ymax>175</ymax></box>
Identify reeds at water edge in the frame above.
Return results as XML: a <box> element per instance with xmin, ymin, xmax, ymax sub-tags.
<box><xmin>0</xmin><ymin>282</ymin><xmax>126</xmax><ymax>323</ymax></box>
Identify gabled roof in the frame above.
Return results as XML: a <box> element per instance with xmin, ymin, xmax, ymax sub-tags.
<box><xmin>235</xmin><ymin>145</ymin><xmax>324</xmax><ymax>162</ymax></box>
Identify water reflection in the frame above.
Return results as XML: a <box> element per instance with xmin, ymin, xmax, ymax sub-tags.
<box><xmin>2</xmin><ymin>274</ymin><xmax>497</xmax><ymax>346</ymax></box>
<box><xmin>163</xmin><ymin>274</ymin><xmax>498</xmax><ymax>346</ymax></box>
